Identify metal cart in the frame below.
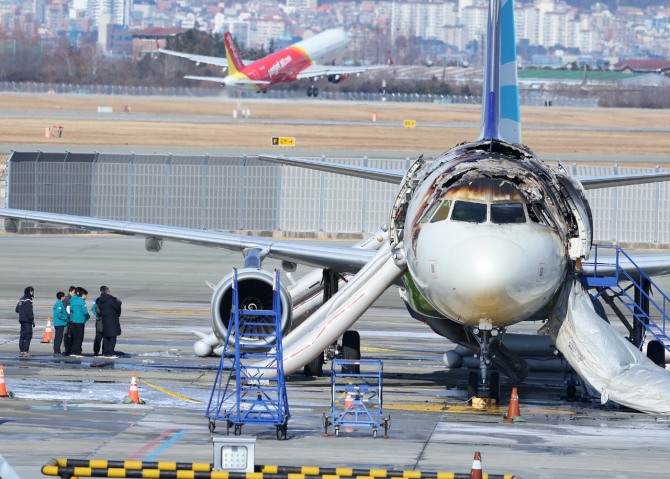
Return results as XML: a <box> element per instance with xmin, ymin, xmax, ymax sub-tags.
<box><xmin>323</xmin><ymin>359</ymin><xmax>389</xmax><ymax>438</ymax></box>
<box><xmin>206</xmin><ymin>269</ymin><xmax>290</xmax><ymax>440</ymax></box>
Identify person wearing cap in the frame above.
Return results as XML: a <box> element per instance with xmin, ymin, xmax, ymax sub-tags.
<box><xmin>67</xmin><ymin>287</ymin><xmax>90</xmax><ymax>358</ymax></box>
<box><xmin>96</xmin><ymin>286</ymin><xmax>122</xmax><ymax>358</ymax></box>
<box><xmin>15</xmin><ymin>286</ymin><xmax>35</xmax><ymax>358</ymax></box>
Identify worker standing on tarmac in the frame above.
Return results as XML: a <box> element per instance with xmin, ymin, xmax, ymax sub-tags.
<box><xmin>67</xmin><ymin>287</ymin><xmax>90</xmax><ymax>358</ymax></box>
<box><xmin>52</xmin><ymin>292</ymin><xmax>68</xmax><ymax>357</ymax></box>
<box><xmin>16</xmin><ymin>286</ymin><xmax>35</xmax><ymax>358</ymax></box>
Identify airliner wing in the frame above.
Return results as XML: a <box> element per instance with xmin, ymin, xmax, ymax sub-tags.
<box><xmin>258</xmin><ymin>155</ymin><xmax>404</xmax><ymax>183</ymax></box>
<box><xmin>159</xmin><ymin>49</ymin><xmax>230</xmax><ymax>68</ymax></box>
<box><xmin>579</xmin><ymin>172</ymin><xmax>670</xmax><ymax>190</ymax></box>
<box><xmin>184</xmin><ymin>75</ymin><xmax>271</xmax><ymax>85</ymax></box>
<box><xmin>0</xmin><ymin>208</ymin><xmax>375</xmax><ymax>272</ymax></box>
<box><xmin>295</xmin><ymin>64</ymin><xmax>388</xmax><ymax>80</ymax></box>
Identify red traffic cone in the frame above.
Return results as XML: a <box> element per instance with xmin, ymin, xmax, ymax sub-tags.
<box><xmin>41</xmin><ymin>317</ymin><xmax>54</xmax><ymax>343</ymax></box>
<box><xmin>469</xmin><ymin>451</ymin><xmax>482</xmax><ymax>479</ymax></box>
<box><xmin>127</xmin><ymin>373</ymin><xmax>141</xmax><ymax>404</ymax></box>
<box><xmin>0</xmin><ymin>365</ymin><xmax>9</xmax><ymax>398</ymax></box>
<box><xmin>504</xmin><ymin>387</ymin><xmax>522</xmax><ymax>423</ymax></box>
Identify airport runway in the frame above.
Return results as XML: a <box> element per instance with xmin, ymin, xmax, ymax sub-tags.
<box><xmin>1</xmin><ymin>235</ymin><xmax>670</xmax><ymax>479</ymax></box>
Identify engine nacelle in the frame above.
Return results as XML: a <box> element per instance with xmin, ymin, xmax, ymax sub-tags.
<box><xmin>211</xmin><ymin>268</ymin><xmax>292</xmax><ymax>349</ymax></box>
<box><xmin>327</xmin><ymin>74</ymin><xmax>348</xmax><ymax>84</ymax></box>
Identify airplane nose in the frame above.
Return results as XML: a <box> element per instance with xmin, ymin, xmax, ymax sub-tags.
<box><xmin>423</xmin><ymin>229</ymin><xmax>565</xmax><ymax>326</ymax></box>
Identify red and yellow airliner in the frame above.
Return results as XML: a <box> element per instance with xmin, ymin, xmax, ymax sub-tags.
<box><xmin>160</xmin><ymin>29</ymin><xmax>387</xmax><ymax>97</ymax></box>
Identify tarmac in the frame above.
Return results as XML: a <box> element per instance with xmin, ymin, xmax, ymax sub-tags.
<box><xmin>1</xmin><ymin>235</ymin><xmax>670</xmax><ymax>479</ymax></box>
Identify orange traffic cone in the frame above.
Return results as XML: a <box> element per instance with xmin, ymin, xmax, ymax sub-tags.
<box><xmin>41</xmin><ymin>317</ymin><xmax>54</xmax><ymax>343</ymax></box>
<box><xmin>0</xmin><ymin>364</ymin><xmax>14</xmax><ymax>398</ymax></box>
<box><xmin>469</xmin><ymin>451</ymin><xmax>482</xmax><ymax>479</ymax></box>
<box><xmin>343</xmin><ymin>391</ymin><xmax>353</xmax><ymax>410</ymax></box>
<box><xmin>504</xmin><ymin>386</ymin><xmax>522</xmax><ymax>423</ymax></box>
<box><xmin>127</xmin><ymin>373</ymin><xmax>141</xmax><ymax>404</ymax></box>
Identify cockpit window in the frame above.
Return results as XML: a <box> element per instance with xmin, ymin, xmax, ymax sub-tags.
<box><xmin>418</xmin><ymin>201</ymin><xmax>442</xmax><ymax>224</ymax></box>
<box><xmin>429</xmin><ymin>200</ymin><xmax>452</xmax><ymax>223</ymax></box>
<box><xmin>491</xmin><ymin>202</ymin><xmax>526</xmax><ymax>224</ymax></box>
<box><xmin>451</xmin><ymin>201</ymin><xmax>487</xmax><ymax>223</ymax></box>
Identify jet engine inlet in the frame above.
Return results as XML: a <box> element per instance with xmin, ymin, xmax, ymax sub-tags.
<box><xmin>210</xmin><ymin>268</ymin><xmax>292</xmax><ymax>349</ymax></box>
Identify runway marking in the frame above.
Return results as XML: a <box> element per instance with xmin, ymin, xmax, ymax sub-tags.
<box><xmin>142</xmin><ymin>429</ymin><xmax>187</xmax><ymax>462</ymax></box>
<box><xmin>128</xmin><ymin>429</ymin><xmax>175</xmax><ymax>461</ymax></box>
<box><xmin>138</xmin><ymin>378</ymin><xmax>202</xmax><ymax>403</ymax></box>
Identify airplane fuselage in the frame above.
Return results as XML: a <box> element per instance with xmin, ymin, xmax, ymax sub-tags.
<box><xmin>401</xmin><ymin>140</ymin><xmax>590</xmax><ymax>330</ymax></box>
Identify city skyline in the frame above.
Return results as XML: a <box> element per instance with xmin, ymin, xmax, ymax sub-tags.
<box><xmin>0</xmin><ymin>0</ymin><xmax>668</xmax><ymax>66</ymax></box>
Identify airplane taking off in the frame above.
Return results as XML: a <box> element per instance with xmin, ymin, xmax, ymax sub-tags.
<box><xmin>3</xmin><ymin>0</ymin><xmax>670</xmax><ymax>413</ymax></box>
<box><xmin>160</xmin><ymin>29</ymin><xmax>387</xmax><ymax>97</ymax></box>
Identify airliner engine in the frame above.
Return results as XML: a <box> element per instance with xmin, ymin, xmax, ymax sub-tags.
<box><xmin>210</xmin><ymin>268</ymin><xmax>293</xmax><ymax>349</ymax></box>
<box><xmin>327</xmin><ymin>74</ymin><xmax>348</xmax><ymax>84</ymax></box>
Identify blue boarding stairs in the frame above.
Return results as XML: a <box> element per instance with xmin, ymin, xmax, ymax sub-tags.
<box><xmin>205</xmin><ymin>268</ymin><xmax>290</xmax><ymax>440</ymax></box>
<box><xmin>577</xmin><ymin>244</ymin><xmax>670</xmax><ymax>363</ymax></box>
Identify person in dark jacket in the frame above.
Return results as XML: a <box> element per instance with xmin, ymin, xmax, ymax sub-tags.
<box><xmin>16</xmin><ymin>286</ymin><xmax>35</xmax><ymax>358</ymax></box>
<box><xmin>96</xmin><ymin>286</ymin><xmax>122</xmax><ymax>358</ymax></box>
<box><xmin>91</xmin><ymin>288</ymin><xmax>105</xmax><ymax>356</ymax></box>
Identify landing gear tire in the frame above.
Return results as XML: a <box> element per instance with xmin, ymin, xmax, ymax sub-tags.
<box><xmin>276</xmin><ymin>424</ymin><xmax>287</xmax><ymax>440</ymax></box>
<box><xmin>647</xmin><ymin>340</ymin><xmax>665</xmax><ymax>367</ymax></box>
<box><xmin>489</xmin><ymin>371</ymin><xmax>500</xmax><ymax>404</ymax></box>
<box><xmin>307</xmin><ymin>86</ymin><xmax>319</xmax><ymax>97</ymax></box>
<box><xmin>234</xmin><ymin>425</ymin><xmax>242</xmax><ymax>436</ymax></box>
<box><xmin>467</xmin><ymin>370</ymin><xmax>500</xmax><ymax>403</ymax></box>
<box><xmin>341</xmin><ymin>330</ymin><xmax>361</xmax><ymax>373</ymax></box>
<box><xmin>304</xmin><ymin>352</ymin><xmax>324</xmax><ymax>377</ymax></box>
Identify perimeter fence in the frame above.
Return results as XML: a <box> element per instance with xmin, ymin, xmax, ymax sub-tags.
<box><xmin>3</xmin><ymin>151</ymin><xmax>669</xmax><ymax>244</ymax></box>
<box><xmin>0</xmin><ymin>81</ymin><xmax>598</xmax><ymax>108</ymax></box>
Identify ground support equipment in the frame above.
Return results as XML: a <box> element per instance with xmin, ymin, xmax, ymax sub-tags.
<box><xmin>206</xmin><ymin>268</ymin><xmax>290</xmax><ymax>440</ymax></box>
<box><xmin>323</xmin><ymin>359</ymin><xmax>389</xmax><ymax>438</ymax></box>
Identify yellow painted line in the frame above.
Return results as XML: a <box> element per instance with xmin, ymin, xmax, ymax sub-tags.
<box><xmin>137</xmin><ymin>379</ymin><xmax>202</xmax><ymax>403</ymax></box>
<box><xmin>384</xmin><ymin>403</ymin><xmax>575</xmax><ymax>416</ymax></box>
<box><xmin>361</xmin><ymin>347</ymin><xmax>399</xmax><ymax>353</ymax></box>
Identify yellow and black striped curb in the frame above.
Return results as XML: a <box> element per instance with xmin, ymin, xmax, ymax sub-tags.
<box><xmin>43</xmin><ymin>460</ymin><xmax>515</xmax><ymax>479</ymax></box>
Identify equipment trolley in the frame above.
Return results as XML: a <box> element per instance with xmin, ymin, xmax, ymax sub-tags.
<box><xmin>323</xmin><ymin>359</ymin><xmax>389</xmax><ymax>438</ymax></box>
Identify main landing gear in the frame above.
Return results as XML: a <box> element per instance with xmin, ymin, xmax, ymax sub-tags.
<box><xmin>307</xmin><ymin>85</ymin><xmax>319</xmax><ymax>97</ymax></box>
<box><xmin>468</xmin><ymin>326</ymin><xmax>501</xmax><ymax>404</ymax></box>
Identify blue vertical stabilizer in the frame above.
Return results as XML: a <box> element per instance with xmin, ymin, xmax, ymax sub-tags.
<box><xmin>479</xmin><ymin>0</ymin><xmax>521</xmax><ymax>144</ymax></box>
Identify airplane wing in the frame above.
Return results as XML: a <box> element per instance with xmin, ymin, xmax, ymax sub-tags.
<box><xmin>159</xmin><ymin>49</ymin><xmax>230</xmax><ymax>68</ymax></box>
<box><xmin>295</xmin><ymin>63</ymin><xmax>388</xmax><ymax>80</ymax></box>
<box><xmin>579</xmin><ymin>172</ymin><xmax>670</xmax><ymax>190</ymax></box>
<box><xmin>184</xmin><ymin>75</ymin><xmax>271</xmax><ymax>85</ymax></box>
<box><xmin>258</xmin><ymin>155</ymin><xmax>404</xmax><ymax>183</ymax></box>
<box><xmin>0</xmin><ymin>208</ymin><xmax>376</xmax><ymax>272</ymax></box>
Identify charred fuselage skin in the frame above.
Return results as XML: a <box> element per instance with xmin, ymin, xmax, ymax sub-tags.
<box><xmin>401</xmin><ymin>140</ymin><xmax>592</xmax><ymax>330</ymax></box>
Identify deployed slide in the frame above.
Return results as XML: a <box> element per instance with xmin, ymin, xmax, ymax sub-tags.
<box><xmin>542</xmin><ymin>278</ymin><xmax>670</xmax><ymax>415</ymax></box>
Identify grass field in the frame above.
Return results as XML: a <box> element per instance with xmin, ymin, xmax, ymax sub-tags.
<box><xmin>0</xmin><ymin>93</ymin><xmax>669</xmax><ymax>157</ymax></box>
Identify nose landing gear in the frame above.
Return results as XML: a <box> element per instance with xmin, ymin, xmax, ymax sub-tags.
<box><xmin>468</xmin><ymin>326</ymin><xmax>501</xmax><ymax>405</ymax></box>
